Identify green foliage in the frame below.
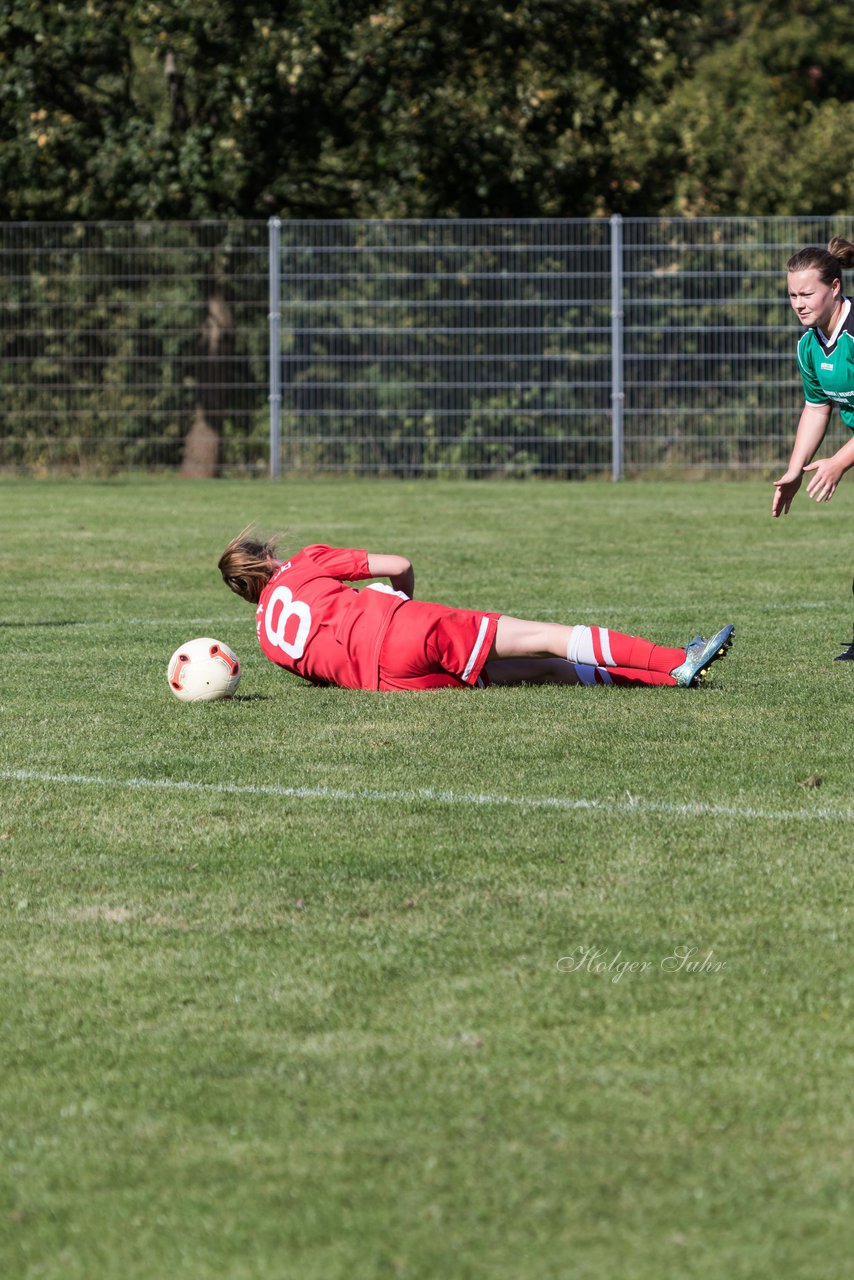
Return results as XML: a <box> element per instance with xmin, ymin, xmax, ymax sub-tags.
<box><xmin>0</xmin><ymin>1</ymin><xmax>701</xmax><ymax>220</ymax></box>
<box><xmin>4</xmin><ymin>3</ymin><xmax>854</xmax><ymax>471</ymax></box>
<box><xmin>613</xmin><ymin>1</ymin><xmax>854</xmax><ymax>215</ymax></box>
<box><xmin>3</xmin><ymin>1</ymin><xmax>853</xmax><ymax>220</ymax></box>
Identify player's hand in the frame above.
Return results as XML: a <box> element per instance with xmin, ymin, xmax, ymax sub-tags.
<box><xmin>771</xmin><ymin>469</ymin><xmax>803</xmax><ymax>517</ymax></box>
<box><xmin>803</xmin><ymin>457</ymin><xmax>843</xmax><ymax>504</ymax></box>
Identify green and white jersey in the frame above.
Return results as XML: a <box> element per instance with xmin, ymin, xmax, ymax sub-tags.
<box><xmin>796</xmin><ymin>297</ymin><xmax>854</xmax><ymax>432</ymax></box>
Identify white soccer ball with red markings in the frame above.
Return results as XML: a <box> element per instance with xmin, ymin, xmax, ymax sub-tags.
<box><xmin>167</xmin><ymin>637</ymin><xmax>240</xmax><ymax>702</ymax></box>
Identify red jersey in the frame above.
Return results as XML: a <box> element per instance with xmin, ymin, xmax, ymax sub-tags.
<box><xmin>255</xmin><ymin>545</ymin><xmax>406</xmax><ymax>690</ymax></box>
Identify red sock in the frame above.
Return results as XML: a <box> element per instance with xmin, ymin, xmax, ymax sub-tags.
<box><xmin>605</xmin><ymin>666</ymin><xmax>678</xmax><ymax>687</ymax></box>
<box><xmin>567</xmin><ymin>625</ymin><xmax>684</xmax><ymax>675</ymax></box>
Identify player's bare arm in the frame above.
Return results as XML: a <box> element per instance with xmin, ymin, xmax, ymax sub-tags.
<box><xmin>772</xmin><ymin>402</ymin><xmax>831</xmax><ymax>516</ymax></box>
<box><xmin>803</xmin><ymin>434</ymin><xmax>854</xmax><ymax>503</ymax></box>
<box><xmin>366</xmin><ymin>553</ymin><xmax>415</xmax><ymax>599</ymax></box>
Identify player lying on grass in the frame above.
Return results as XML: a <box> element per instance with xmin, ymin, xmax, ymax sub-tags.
<box><xmin>219</xmin><ymin>530</ymin><xmax>734</xmax><ymax>692</ymax></box>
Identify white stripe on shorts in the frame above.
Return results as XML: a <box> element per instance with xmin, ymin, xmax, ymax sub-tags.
<box><xmin>462</xmin><ymin>616</ymin><xmax>491</xmax><ymax>683</ymax></box>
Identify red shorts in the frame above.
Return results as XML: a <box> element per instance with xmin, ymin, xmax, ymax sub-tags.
<box><xmin>377</xmin><ymin>600</ymin><xmax>500</xmax><ymax>691</ymax></box>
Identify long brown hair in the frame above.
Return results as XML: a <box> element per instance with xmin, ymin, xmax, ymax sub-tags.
<box><xmin>218</xmin><ymin>526</ymin><xmax>283</xmax><ymax>603</ymax></box>
<box><xmin>787</xmin><ymin>237</ymin><xmax>854</xmax><ymax>284</ymax></box>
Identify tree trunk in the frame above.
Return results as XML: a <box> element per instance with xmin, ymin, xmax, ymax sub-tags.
<box><xmin>180</xmin><ymin>288</ymin><xmax>232</xmax><ymax>478</ymax></box>
<box><xmin>180</xmin><ymin>405</ymin><xmax>220</xmax><ymax>477</ymax></box>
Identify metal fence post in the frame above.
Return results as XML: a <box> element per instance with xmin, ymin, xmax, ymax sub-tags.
<box><xmin>268</xmin><ymin>216</ymin><xmax>282</xmax><ymax>479</ymax></box>
<box><xmin>610</xmin><ymin>213</ymin><xmax>624</xmax><ymax>482</ymax></box>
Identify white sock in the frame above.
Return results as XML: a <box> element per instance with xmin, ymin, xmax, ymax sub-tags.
<box><xmin>567</xmin><ymin>625</ymin><xmax>615</xmax><ymax>667</ymax></box>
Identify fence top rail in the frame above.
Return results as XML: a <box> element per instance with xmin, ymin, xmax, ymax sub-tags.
<box><xmin>1</xmin><ymin>215</ymin><xmax>850</xmax><ymax>227</ymax></box>
<box><xmin>273</xmin><ymin>215</ymin><xmax>853</xmax><ymax>227</ymax></box>
<box><xmin>0</xmin><ymin>220</ymin><xmax>269</xmax><ymax>229</ymax></box>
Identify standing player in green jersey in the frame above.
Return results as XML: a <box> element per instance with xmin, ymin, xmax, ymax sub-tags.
<box><xmin>773</xmin><ymin>237</ymin><xmax>854</xmax><ymax>659</ymax></box>
<box><xmin>774</xmin><ymin>237</ymin><xmax>854</xmax><ymax>513</ymax></box>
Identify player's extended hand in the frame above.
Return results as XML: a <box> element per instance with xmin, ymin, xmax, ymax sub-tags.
<box><xmin>771</xmin><ymin>469</ymin><xmax>803</xmax><ymax>517</ymax></box>
<box><xmin>803</xmin><ymin>457</ymin><xmax>843</xmax><ymax>504</ymax></box>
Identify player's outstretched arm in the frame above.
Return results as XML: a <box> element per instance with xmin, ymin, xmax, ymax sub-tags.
<box><xmin>771</xmin><ymin>469</ymin><xmax>803</xmax><ymax>517</ymax></box>
<box><xmin>366</xmin><ymin>553</ymin><xmax>415</xmax><ymax>599</ymax></box>
<box><xmin>772</xmin><ymin>403</ymin><xmax>831</xmax><ymax>516</ymax></box>
<box><xmin>803</xmin><ymin>435</ymin><xmax>854</xmax><ymax>504</ymax></box>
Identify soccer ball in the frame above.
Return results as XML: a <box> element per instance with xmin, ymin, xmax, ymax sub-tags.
<box><xmin>167</xmin><ymin>637</ymin><xmax>240</xmax><ymax>702</ymax></box>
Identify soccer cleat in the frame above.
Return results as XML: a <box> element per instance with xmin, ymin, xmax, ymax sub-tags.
<box><xmin>834</xmin><ymin>628</ymin><xmax>854</xmax><ymax>661</ymax></box>
<box><xmin>838</xmin><ymin>581</ymin><xmax>854</xmax><ymax>659</ymax></box>
<box><xmin>670</xmin><ymin>624</ymin><xmax>735</xmax><ymax>688</ymax></box>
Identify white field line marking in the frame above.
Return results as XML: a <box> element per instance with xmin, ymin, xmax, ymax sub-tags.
<box><xmin>1</xmin><ymin>768</ymin><xmax>851</xmax><ymax>824</ymax></box>
<box><xmin>0</xmin><ymin>618</ymin><xmax>245</xmax><ymax>630</ymax></box>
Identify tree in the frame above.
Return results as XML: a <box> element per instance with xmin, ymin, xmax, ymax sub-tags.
<box><xmin>608</xmin><ymin>1</ymin><xmax>854</xmax><ymax>215</ymax></box>
<box><xmin>0</xmin><ymin>1</ymin><xmax>710</xmax><ymax>471</ymax></box>
<box><xmin>0</xmin><ymin>1</ymin><xmax>713</xmax><ymax>221</ymax></box>
<box><xmin>3</xmin><ymin>2</ymin><xmax>852</xmax><ymax>222</ymax></box>
<box><xmin>5</xmin><ymin>2</ymin><xmax>851</xmax><ymax>472</ymax></box>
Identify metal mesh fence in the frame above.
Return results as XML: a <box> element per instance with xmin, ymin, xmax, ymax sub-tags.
<box><xmin>620</xmin><ymin>216</ymin><xmax>854</xmax><ymax>472</ymax></box>
<box><xmin>0</xmin><ymin>221</ymin><xmax>270</xmax><ymax>474</ymax></box>
<box><xmin>275</xmin><ymin>219</ymin><xmax>611</xmax><ymax>477</ymax></box>
<box><xmin>1</xmin><ymin>216</ymin><xmax>851</xmax><ymax>477</ymax></box>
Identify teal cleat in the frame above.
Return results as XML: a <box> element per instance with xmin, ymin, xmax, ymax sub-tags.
<box><xmin>671</xmin><ymin>625</ymin><xmax>735</xmax><ymax>688</ymax></box>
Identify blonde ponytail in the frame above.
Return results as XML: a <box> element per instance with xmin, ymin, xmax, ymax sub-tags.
<box><xmin>827</xmin><ymin>237</ymin><xmax>854</xmax><ymax>270</ymax></box>
<box><xmin>787</xmin><ymin>240</ymin><xmax>848</xmax><ymax>285</ymax></box>
<box><xmin>218</xmin><ymin>526</ymin><xmax>283</xmax><ymax>603</ymax></box>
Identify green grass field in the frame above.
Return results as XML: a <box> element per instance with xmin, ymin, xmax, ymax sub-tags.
<box><xmin>1</xmin><ymin>477</ymin><xmax>851</xmax><ymax>1280</ymax></box>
